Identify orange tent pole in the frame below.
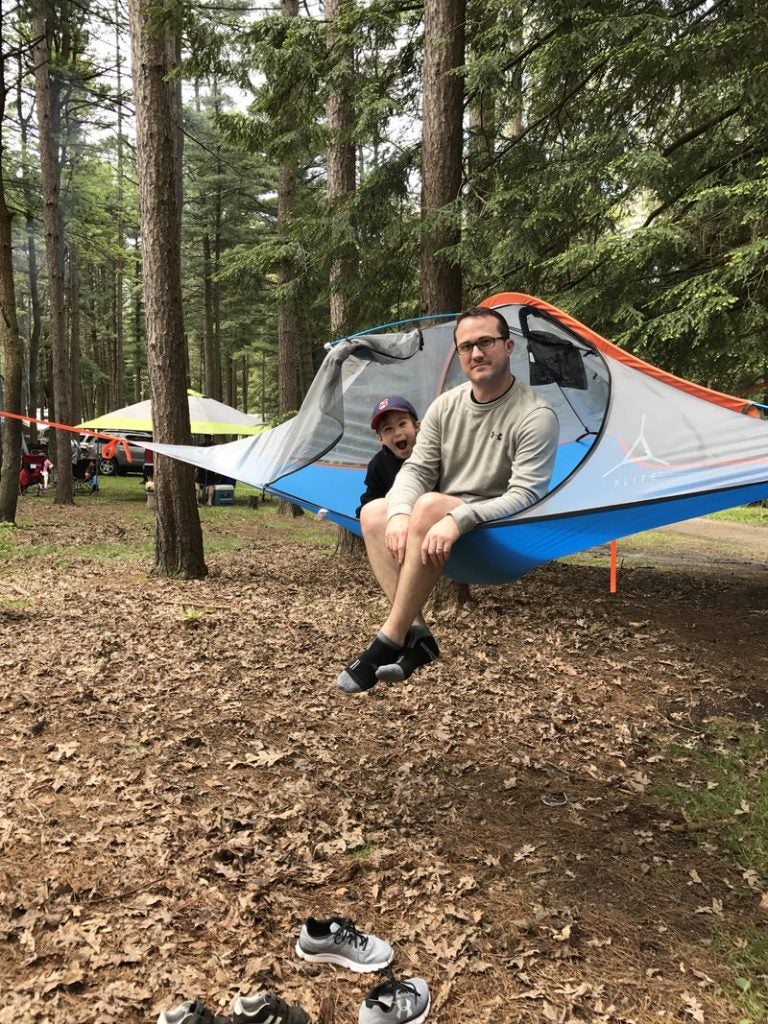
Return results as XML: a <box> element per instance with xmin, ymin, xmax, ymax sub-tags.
<box><xmin>609</xmin><ymin>540</ymin><xmax>618</xmax><ymax>593</ymax></box>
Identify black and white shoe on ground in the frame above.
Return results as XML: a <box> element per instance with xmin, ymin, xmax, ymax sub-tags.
<box><xmin>231</xmin><ymin>991</ymin><xmax>309</xmax><ymax>1024</ymax></box>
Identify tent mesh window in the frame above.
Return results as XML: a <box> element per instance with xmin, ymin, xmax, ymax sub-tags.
<box><xmin>527</xmin><ymin>330</ymin><xmax>588</xmax><ymax>391</ymax></box>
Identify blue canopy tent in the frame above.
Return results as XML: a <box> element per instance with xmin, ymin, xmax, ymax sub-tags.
<box><xmin>146</xmin><ymin>292</ymin><xmax>768</xmax><ymax>584</ymax></box>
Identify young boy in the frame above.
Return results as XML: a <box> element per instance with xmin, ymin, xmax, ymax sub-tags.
<box><xmin>356</xmin><ymin>395</ymin><xmax>420</xmax><ymax>517</ymax></box>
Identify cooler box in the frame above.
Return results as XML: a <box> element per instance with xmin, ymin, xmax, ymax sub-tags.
<box><xmin>213</xmin><ymin>484</ymin><xmax>235</xmax><ymax>506</ymax></box>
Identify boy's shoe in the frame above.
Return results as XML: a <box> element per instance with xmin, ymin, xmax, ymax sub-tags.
<box><xmin>231</xmin><ymin>991</ymin><xmax>309</xmax><ymax>1024</ymax></box>
<box><xmin>337</xmin><ymin>636</ymin><xmax>402</xmax><ymax>694</ymax></box>
<box><xmin>358</xmin><ymin>974</ymin><xmax>430</xmax><ymax>1024</ymax></box>
<box><xmin>295</xmin><ymin>916</ymin><xmax>393</xmax><ymax>972</ymax></box>
<box><xmin>158</xmin><ymin>1001</ymin><xmax>231</xmax><ymax>1024</ymax></box>
<box><xmin>375</xmin><ymin>631</ymin><xmax>440</xmax><ymax>684</ymax></box>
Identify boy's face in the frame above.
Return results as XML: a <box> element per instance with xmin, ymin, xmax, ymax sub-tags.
<box><xmin>376</xmin><ymin>410</ymin><xmax>419</xmax><ymax>460</ymax></box>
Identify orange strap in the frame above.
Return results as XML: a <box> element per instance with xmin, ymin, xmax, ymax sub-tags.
<box><xmin>0</xmin><ymin>410</ymin><xmax>132</xmax><ymax>462</ymax></box>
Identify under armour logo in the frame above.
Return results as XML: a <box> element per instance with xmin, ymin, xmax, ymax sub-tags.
<box><xmin>490</xmin><ymin>431</ymin><xmax>503</xmax><ymax>441</ymax></box>
<box><xmin>394</xmin><ymin>992</ymin><xmax>412</xmax><ymax>1020</ymax></box>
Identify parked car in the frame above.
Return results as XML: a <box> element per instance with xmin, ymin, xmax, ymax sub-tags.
<box><xmin>86</xmin><ymin>430</ymin><xmax>153</xmax><ymax>476</ymax></box>
<box><xmin>79</xmin><ymin>437</ymin><xmax>99</xmax><ymax>459</ymax></box>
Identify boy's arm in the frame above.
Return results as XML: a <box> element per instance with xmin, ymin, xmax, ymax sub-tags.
<box><xmin>356</xmin><ymin>452</ymin><xmax>389</xmax><ymax>517</ymax></box>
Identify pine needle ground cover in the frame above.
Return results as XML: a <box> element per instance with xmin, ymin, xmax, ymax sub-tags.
<box><xmin>1</xmin><ymin>488</ymin><xmax>767</xmax><ymax>1024</ymax></box>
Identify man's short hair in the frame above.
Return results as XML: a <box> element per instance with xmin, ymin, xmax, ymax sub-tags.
<box><xmin>454</xmin><ymin>306</ymin><xmax>510</xmax><ymax>342</ymax></box>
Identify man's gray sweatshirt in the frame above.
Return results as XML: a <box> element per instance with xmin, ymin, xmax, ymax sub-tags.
<box><xmin>386</xmin><ymin>379</ymin><xmax>559</xmax><ymax>535</ymax></box>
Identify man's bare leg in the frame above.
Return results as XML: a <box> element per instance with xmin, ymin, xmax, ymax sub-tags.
<box><xmin>379</xmin><ymin>492</ymin><xmax>462</xmax><ymax>645</ymax></box>
<box><xmin>359</xmin><ymin>499</ymin><xmax>400</xmax><ymax>604</ymax></box>
<box><xmin>360</xmin><ymin>499</ymin><xmax>427</xmax><ymax>628</ymax></box>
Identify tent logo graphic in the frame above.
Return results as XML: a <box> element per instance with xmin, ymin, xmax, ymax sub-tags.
<box><xmin>602</xmin><ymin>414</ymin><xmax>670</xmax><ymax>478</ymax></box>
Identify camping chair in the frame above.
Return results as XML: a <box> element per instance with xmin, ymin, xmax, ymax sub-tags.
<box><xmin>73</xmin><ymin>459</ymin><xmax>99</xmax><ymax>495</ymax></box>
<box><xmin>19</xmin><ymin>454</ymin><xmax>46</xmax><ymax>495</ymax></box>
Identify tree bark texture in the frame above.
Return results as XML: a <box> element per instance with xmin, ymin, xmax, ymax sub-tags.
<box><xmin>420</xmin><ymin>0</ymin><xmax>465</xmax><ymax>316</ymax></box>
<box><xmin>277</xmin><ymin>0</ymin><xmax>301</xmax><ymax>415</ymax></box>
<box><xmin>202</xmin><ymin>232</ymin><xmax>216</xmax><ymax>398</ymax></box>
<box><xmin>114</xmin><ymin>0</ymin><xmax>125</xmax><ymax>408</ymax></box>
<box><xmin>32</xmin><ymin>13</ymin><xmax>73</xmax><ymax>504</ymax></box>
<box><xmin>68</xmin><ymin>246</ymin><xmax>82</xmax><ymax>426</ymax></box>
<box><xmin>16</xmin><ymin>63</ymin><xmax>42</xmax><ymax>439</ymax></box>
<box><xmin>0</xmin><ymin>40</ymin><xmax>23</xmax><ymax>523</ymax></box>
<box><xmin>326</xmin><ymin>0</ymin><xmax>357</xmax><ymax>337</ymax></box>
<box><xmin>128</xmin><ymin>0</ymin><xmax>206</xmax><ymax>578</ymax></box>
<box><xmin>277</xmin><ymin>157</ymin><xmax>300</xmax><ymax>415</ymax></box>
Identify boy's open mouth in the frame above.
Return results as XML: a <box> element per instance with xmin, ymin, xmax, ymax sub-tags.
<box><xmin>394</xmin><ymin>439</ymin><xmax>409</xmax><ymax>451</ymax></box>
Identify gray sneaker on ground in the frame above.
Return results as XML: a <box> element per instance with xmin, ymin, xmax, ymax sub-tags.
<box><xmin>358</xmin><ymin>974</ymin><xmax>430</xmax><ymax>1024</ymax></box>
<box><xmin>231</xmin><ymin>991</ymin><xmax>309</xmax><ymax>1024</ymax></box>
<box><xmin>295</xmin><ymin>916</ymin><xmax>393</xmax><ymax>973</ymax></box>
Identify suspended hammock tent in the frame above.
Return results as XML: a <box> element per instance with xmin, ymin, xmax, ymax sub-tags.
<box><xmin>76</xmin><ymin>390</ymin><xmax>264</xmax><ymax>436</ymax></box>
<box><xmin>145</xmin><ymin>292</ymin><xmax>768</xmax><ymax>585</ymax></box>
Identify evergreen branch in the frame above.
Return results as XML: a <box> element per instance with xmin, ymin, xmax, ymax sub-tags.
<box><xmin>493</xmin><ymin>58</ymin><xmax>610</xmax><ymax>162</ymax></box>
<box><xmin>662</xmin><ymin>102</ymin><xmax>743</xmax><ymax>158</ymax></box>
<box><xmin>644</xmin><ymin>137</ymin><xmax>766</xmax><ymax>228</ymax></box>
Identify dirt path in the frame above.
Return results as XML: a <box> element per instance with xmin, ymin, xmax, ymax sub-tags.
<box><xmin>1</xmin><ymin>497</ymin><xmax>766</xmax><ymax>1024</ymax></box>
<box><xmin>659</xmin><ymin>515</ymin><xmax>768</xmax><ymax>558</ymax></box>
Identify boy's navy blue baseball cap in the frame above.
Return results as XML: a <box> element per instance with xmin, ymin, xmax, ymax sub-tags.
<box><xmin>370</xmin><ymin>395</ymin><xmax>418</xmax><ymax>432</ymax></box>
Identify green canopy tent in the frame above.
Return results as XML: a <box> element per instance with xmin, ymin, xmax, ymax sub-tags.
<box><xmin>77</xmin><ymin>390</ymin><xmax>264</xmax><ymax>436</ymax></box>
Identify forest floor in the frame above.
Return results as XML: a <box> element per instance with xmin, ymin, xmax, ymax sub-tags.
<box><xmin>1</xmin><ymin>489</ymin><xmax>767</xmax><ymax>1024</ymax></box>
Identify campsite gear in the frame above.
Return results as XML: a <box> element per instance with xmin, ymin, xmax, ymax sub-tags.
<box><xmin>231</xmin><ymin>991</ymin><xmax>309</xmax><ymax>1024</ymax></box>
<box><xmin>77</xmin><ymin>391</ymin><xmax>262</xmax><ymax>437</ymax></box>
<box><xmin>295</xmin><ymin>916</ymin><xmax>394</xmax><ymax>972</ymax></box>
<box><xmin>375</xmin><ymin>629</ymin><xmax>440</xmax><ymax>684</ymax></box>
<box><xmin>358</xmin><ymin>972</ymin><xmax>430</xmax><ymax>1024</ymax></box>
<box><xmin>371</xmin><ymin>395</ymin><xmax>418</xmax><ymax>432</ymax></box>
<box><xmin>336</xmin><ymin>636</ymin><xmax>403</xmax><ymax>694</ymax></box>
<box><xmin>157</xmin><ymin>1000</ymin><xmax>231</xmax><ymax>1024</ymax></box>
<box><xmin>20</xmin><ymin>453</ymin><xmax>47</xmax><ymax>492</ymax></box>
<box><xmin>212</xmin><ymin>483</ymin><xmax>235</xmax><ymax>506</ymax></box>
<box><xmin>143</xmin><ymin>293</ymin><xmax>768</xmax><ymax>585</ymax></box>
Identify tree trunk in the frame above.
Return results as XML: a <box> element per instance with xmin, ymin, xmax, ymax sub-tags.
<box><xmin>133</xmin><ymin>251</ymin><xmax>143</xmax><ymax>400</ymax></box>
<box><xmin>326</xmin><ymin>0</ymin><xmax>357</xmax><ymax>337</ymax></box>
<box><xmin>277</xmin><ymin>0</ymin><xmax>301</xmax><ymax>415</ymax></box>
<box><xmin>202</xmin><ymin>232</ymin><xmax>216</xmax><ymax>397</ymax></box>
<box><xmin>32</xmin><ymin>11</ymin><xmax>73</xmax><ymax>504</ymax></box>
<box><xmin>277</xmin><ymin>159</ymin><xmax>300</xmax><ymax>414</ymax></box>
<box><xmin>420</xmin><ymin>0</ymin><xmax>465</xmax><ymax>316</ymax></box>
<box><xmin>0</xmin><ymin>32</ymin><xmax>23</xmax><ymax>523</ymax></box>
<box><xmin>325</xmin><ymin>0</ymin><xmax>363</xmax><ymax>551</ymax></box>
<box><xmin>128</xmin><ymin>0</ymin><xmax>206</xmax><ymax>578</ymax></box>
<box><xmin>421</xmin><ymin>0</ymin><xmax>467</xmax><ymax>602</ymax></box>
<box><xmin>68</xmin><ymin>245</ymin><xmax>82</xmax><ymax>426</ymax></box>
<box><xmin>113</xmin><ymin>0</ymin><xmax>125</xmax><ymax>408</ymax></box>
<box><xmin>17</xmin><ymin>59</ymin><xmax>42</xmax><ymax>439</ymax></box>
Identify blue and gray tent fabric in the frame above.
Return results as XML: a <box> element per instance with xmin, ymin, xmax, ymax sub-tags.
<box><xmin>145</xmin><ymin>294</ymin><xmax>768</xmax><ymax>585</ymax></box>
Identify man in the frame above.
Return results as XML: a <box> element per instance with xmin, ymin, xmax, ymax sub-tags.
<box><xmin>337</xmin><ymin>306</ymin><xmax>560</xmax><ymax>694</ymax></box>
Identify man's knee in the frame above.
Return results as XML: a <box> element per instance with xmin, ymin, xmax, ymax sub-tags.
<box><xmin>410</xmin><ymin>492</ymin><xmax>461</xmax><ymax>528</ymax></box>
<box><xmin>360</xmin><ymin>498</ymin><xmax>388</xmax><ymax>538</ymax></box>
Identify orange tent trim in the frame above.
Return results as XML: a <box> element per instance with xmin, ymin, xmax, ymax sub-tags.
<box><xmin>482</xmin><ymin>292</ymin><xmax>757</xmax><ymax>417</ymax></box>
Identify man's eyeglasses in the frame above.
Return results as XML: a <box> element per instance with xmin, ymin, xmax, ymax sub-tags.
<box><xmin>455</xmin><ymin>335</ymin><xmax>506</xmax><ymax>356</ymax></box>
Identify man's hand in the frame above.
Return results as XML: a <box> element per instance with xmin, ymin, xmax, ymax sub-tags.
<box><xmin>385</xmin><ymin>513</ymin><xmax>411</xmax><ymax>565</ymax></box>
<box><xmin>422</xmin><ymin>515</ymin><xmax>460</xmax><ymax>567</ymax></box>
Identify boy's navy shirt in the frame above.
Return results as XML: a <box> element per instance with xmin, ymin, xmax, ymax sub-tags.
<box><xmin>355</xmin><ymin>445</ymin><xmax>404</xmax><ymax>517</ymax></box>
